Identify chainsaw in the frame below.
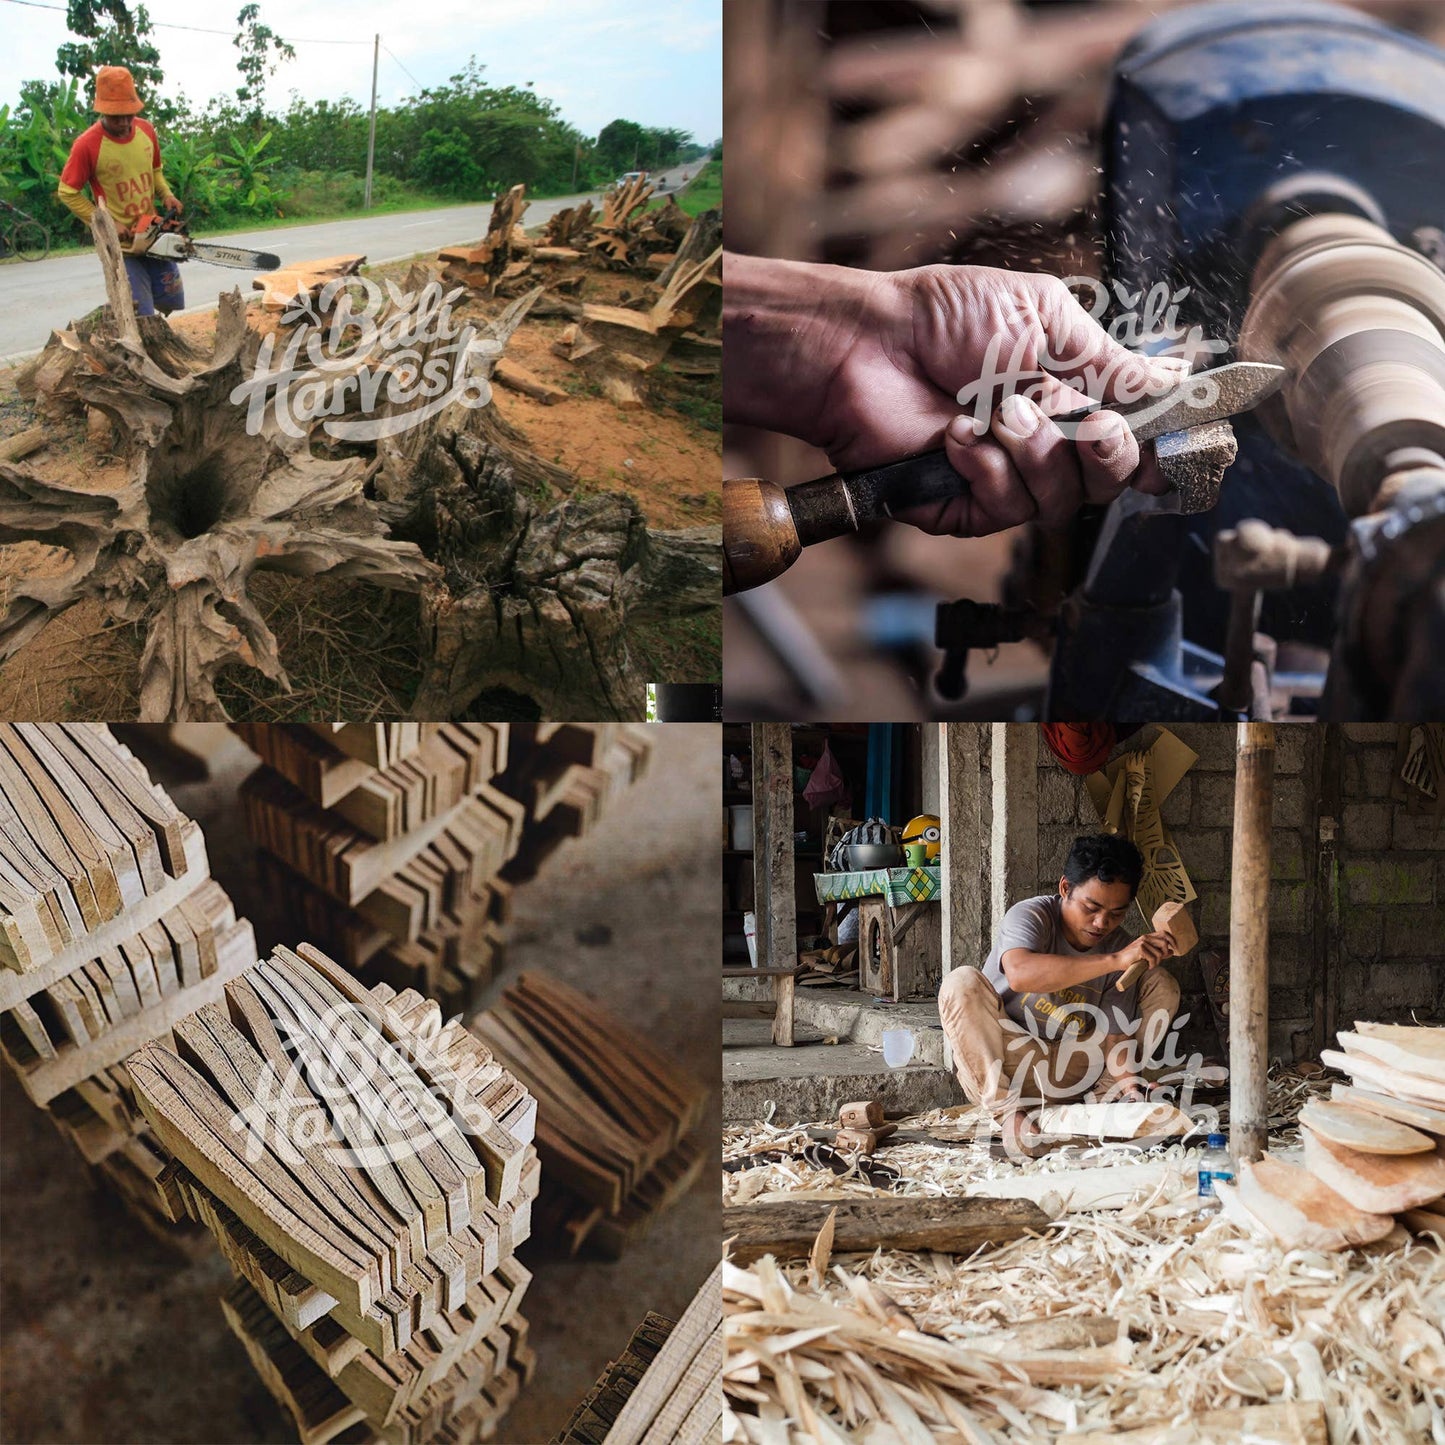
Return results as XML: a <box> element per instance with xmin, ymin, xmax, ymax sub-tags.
<box><xmin>123</xmin><ymin>210</ymin><xmax>281</xmax><ymax>271</ymax></box>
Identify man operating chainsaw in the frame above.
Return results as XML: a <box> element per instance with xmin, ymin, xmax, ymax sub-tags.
<box><xmin>938</xmin><ymin>833</ymin><xmax>1183</xmax><ymax>1157</ymax></box>
<box><xmin>56</xmin><ymin>66</ymin><xmax>185</xmax><ymax>319</ymax></box>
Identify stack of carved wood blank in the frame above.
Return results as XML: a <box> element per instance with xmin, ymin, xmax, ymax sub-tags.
<box><xmin>1221</xmin><ymin>1023</ymin><xmax>1445</xmax><ymax>1251</ymax></box>
<box><xmin>550</xmin><ymin>1264</ymin><xmax>722</xmax><ymax>1444</ymax></box>
<box><xmin>471</xmin><ymin>972</ymin><xmax>707</xmax><ymax>1259</ymax></box>
<box><xmin>235</xmin><ymin>724</ymin><xmax>521</xmax><ymax>1018</ymax></box>
<box><xmin>0</xmin><ymin>722</ymin><xmax>257</xmax><ymax>1237</ymax></box>
<box><xmin>130</xmin><ymin>941</ymin><xmax>541</xmax><ymax>1445</ymax></box>
<box><xmin>496</xmin><ymin>724</ymin><xmax>653</xmax><ymax>888</ymax></box>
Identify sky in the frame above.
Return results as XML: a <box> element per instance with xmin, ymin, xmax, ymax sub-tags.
<box><xmin>0</xmin><ymin>0</ymin><xmax>721</xmax><ymax>143</ymax></box>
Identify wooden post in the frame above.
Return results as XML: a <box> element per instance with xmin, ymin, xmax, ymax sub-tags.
<box><xmin>938</xmin><ymin>724</ymin><xmax>983</xmax><ymax>978</ymax></box>
<box><xmin>919</xmin><ymin>723</ymin><xmax>939</xmax><ymax>816</ymax></box>
<box><xmin>1230</xmin><ymin>721</ymin><xmax>1275</xmax><ymax>1167</ymax></box>
<box><xmin>751</xmin><ymin>724</ymin><xmax>795</xmax><ymax>1035</ymax></box>
<box><xmin>990</xmin><ymin>724</ymin><xmax>1038</xmax><ymax>945</ymax></box>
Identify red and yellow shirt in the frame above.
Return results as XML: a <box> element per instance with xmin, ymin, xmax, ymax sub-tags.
<box><xmin>57</xmin><ymin>118</ymin><xmax>175</xmax><ymax>231</ymax></box>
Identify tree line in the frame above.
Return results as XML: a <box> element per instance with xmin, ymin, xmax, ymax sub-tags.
<box><xmin>1</xmin><ymin>2</ymin><xmax>713</xmax><ymax>237</ymax></box>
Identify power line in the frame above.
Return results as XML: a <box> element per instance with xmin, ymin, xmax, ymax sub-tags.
<box><xmin>0</xmin><ymin>0</ymin><xmax>373</xmax><ymax>45</ymax></box>
<box><xmin>380</xmin><ymin>42</ymin><xmax>425</xmax><ymax>94</ymax></box>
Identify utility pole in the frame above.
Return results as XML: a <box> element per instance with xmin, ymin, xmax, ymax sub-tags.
<box><xmin>571</xmin><ymin>141</ymin><xmax>580</xmax><ymax>191</ymax></box>
<box><xmin>363</xmin><ymin>33</ymin><xmax>379</xmax><ymax>210</ymax></box>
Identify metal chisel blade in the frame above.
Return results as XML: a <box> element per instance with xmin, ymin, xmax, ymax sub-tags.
<box><xmin>1057</xmin><ymin>361</ymin><xmax>1287</xmax><ymax>442</ymax></box>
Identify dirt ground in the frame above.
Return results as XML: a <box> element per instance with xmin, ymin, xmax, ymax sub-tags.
<box><xmin>0</xmin><ymin>246</ymin><xmax>720</xmax><ymax>720</ymax></box>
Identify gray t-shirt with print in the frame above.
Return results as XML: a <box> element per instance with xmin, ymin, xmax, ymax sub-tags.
<box><xmin>981</xmin><ymin>894</ymin><xmax>1138</xmax><ymax>1039</ymax></box>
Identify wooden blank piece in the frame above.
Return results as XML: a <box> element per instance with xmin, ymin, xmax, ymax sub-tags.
<box><xmin>1340</xmin><ymin>1028</ymin><xmax>1445</xmax><ymax>1086</ymax></box>
<box><xmin>1234</xmin><ymin>1155</ymin><xmax>1395</xmax><ymax>1252</ymax></box>
<box><xmin>1301</xmin><ymin>1126</ymin><xmax>1445</xmax><ymax>1214</ymax></box>
<box><xmin>1331</xmin><ymin>1084</ymin><xmax>1445</xmax><ymax>1139</ymax></box>
<box><xmin>1299</xmin><ymin>1098</ymin><xmax>1435</xmax><ymax>1155</ymax></box>
<box><xmin>1322</xmin><ymin>1048</ymin><xmax>1445</xmax><ymax>1107</ymax></box>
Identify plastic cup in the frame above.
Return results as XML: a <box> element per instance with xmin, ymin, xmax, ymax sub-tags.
<box><xmin>905</xmin><ymin>843</ymin><xmax>927</xmax><ymax>868</ymax></box>
<box><xmin>882</xmin><ymin>1028</ymin><xmax>914</xmax><ymax>1068</ymax></box>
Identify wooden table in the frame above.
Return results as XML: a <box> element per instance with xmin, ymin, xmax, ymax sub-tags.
<box><xmin>814</xmin><ymin>866</ymin><xmax>942</xmax><ymax>1001</ymax></box>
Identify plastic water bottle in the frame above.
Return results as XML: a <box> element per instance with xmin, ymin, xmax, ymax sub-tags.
<box><xmin>1197</xmin><ymin>1133</ymin><xmax>1234</xmax><ymax>1215</ymax></box>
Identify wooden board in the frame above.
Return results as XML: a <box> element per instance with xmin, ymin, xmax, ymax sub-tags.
<box><xmin>1333</xmin><ymin>1084</ymin><xmax>1445</xmax><ymax>1138</ymax></box>
<box><xmin>1231</xmin><ymin>1155</ymin><xmax>1395</xmax><ymax>1252</ymax></box>
<box><xmin>1299</xmin><ymin>1098</ymin><xmax>1435</xmax><ymax>1156</ymax></box>
<box><xmin>0</xmin><ymin>823</ymin><xmax>209</xmax><ymax>1012</ymax></box>
<box><xmin>1340</xmin><ymin>1027</ymin><xmax>1445</xmax><ymax>1085</ymax></box>
<box><xmin>1301</xmin><ymin>1126</ymin><xmax>1445</xmax><ymax>1214</ymax></box>
<box><xmin>723</xmin><ymin>1198</ymin><xmax>1049</xmax><ymax>1264</ymax></box>
<box><xmin>1321</xmin><ymin>1048</ymin><xmax>1445</xmax><ymax>1107</ymax></box>
<box><xmin>2</xmin><ymin>907</ymin><xmax>255</xmax><ymax>1105</ymax></box>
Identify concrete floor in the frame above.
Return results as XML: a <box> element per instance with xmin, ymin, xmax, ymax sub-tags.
<box><xmin>722</xmin><ymin>986</ymin><xmax>962</xmax><ymax>1122</ymax></box>
<box><xmin>0</xmin><ymin>723</ymin><xmax>720</xmax><ymax>1445</ymax></box>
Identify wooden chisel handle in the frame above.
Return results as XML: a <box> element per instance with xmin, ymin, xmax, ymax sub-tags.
<box><xmin>723</xmin><ymin>450</ymin><xmax>969</xmax><ymax>595</ymax></box>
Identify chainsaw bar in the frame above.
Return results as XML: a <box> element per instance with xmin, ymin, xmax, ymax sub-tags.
<box><xmin>127</xmin><ymin>221</ymin><xmax>281</xmax><ymax>271</ymax></box>
<box><xmin>184</xmin><ymin>240</ymin><xmax>281</xmax><ymax>271</ymax></box>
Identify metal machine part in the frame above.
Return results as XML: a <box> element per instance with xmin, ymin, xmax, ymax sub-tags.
<box><xmin>1037</xmin><ymin>0</ymin><xmax>1445</xmax><ymax>722</ymax></box>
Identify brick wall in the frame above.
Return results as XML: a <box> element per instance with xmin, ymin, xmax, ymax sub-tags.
<box><xmin>1333</xmin><ymin>725</ymin><xmax>1444</xmax><ymax>1030</ymax></box>
<box><xmin>995</xmin><ymin>723</ymin><xmax>1444</xmax><ymax>1061</ymax></box>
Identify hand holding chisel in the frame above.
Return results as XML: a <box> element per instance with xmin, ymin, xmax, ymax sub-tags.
<box><xmin>723</xmin><ymin>362</ymin><xmax>1286</xmax><ymax>595</ymax></box>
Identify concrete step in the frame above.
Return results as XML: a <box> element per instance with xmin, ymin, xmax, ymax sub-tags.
<box><xmin>724</xmin><ymin>982</ymin><xmax>950</xmax><ymax>1068</ymax></box>
<box><xmin>723</xmin><ymin>1019</ymin><xmax>962</xmax><ymax>1123</ymax></box>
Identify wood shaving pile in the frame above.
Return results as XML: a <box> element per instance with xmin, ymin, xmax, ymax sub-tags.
<box><xmin>723</xmin><ymin>1069</ymin><xmax>1444</xmax><ymax>1442</ymax></box>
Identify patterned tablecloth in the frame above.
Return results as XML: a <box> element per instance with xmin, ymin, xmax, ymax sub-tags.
<box><xmin>814</xmin><ymin>865</ymin><xmax>941</xmax><ymax>906</ymax></box>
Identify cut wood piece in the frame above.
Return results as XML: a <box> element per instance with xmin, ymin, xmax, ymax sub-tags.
<box><xmin>1401</xmin><ymin>1204</ymin><xmax>1445</xmax><ymax>1238</ymax></box>
<box><xmin>1302</xmin><ymin>1126</ymin><xmax>1445</xmax><ymax>1214</ymax></box>
<box><xmin>723</xmin><ymin>1197</ymin><xmax>1049</xmax><ymax>1264</ymax></box>
<box><xmin>838</xmin><ymin>1099</ymin><xmax>884</xmax><ymax>1130</ymax></box>
<box><xmin>967</xmin><ymin>1316</ymin><xmax>1132</xmax><ymax>1386</ymax></box>
<box><xmin>1341</xmin><ymin>1027</ymin><xmax>1445</xmax><ymax>1084</ymax></box>
<box><xmin>1300</xmin><ymin>1098</ymin><xmax>1435</xmax><ymax>1155</ymax></box>
<box><xmin>1334</xmin><ymin>1084</ymin><xmax>1445</xmax><ymax>1137</ymax></box>
<box><xmin>963</xmin><ymin>1159</ymin><xmax>1190</xmax><ymax>1214</ymax></box>
<box><xmin>1117</xmin><ymin>899</ymin><xmax>1197</xmax><ymax>992</ymax></box>
<box><xmin>3</xmin><ymin>908</ymin><xmax>255</xmax><ymax>1105</ymax></box>
<box><xmin>1035</xmin><ymin>1100</ymin><xmax>1192</xmax><ymax>1139</ymax></box>
<box><xmin>494</xmin><ymin>358</ymin><xmax>567</xmax><ymax>405</ymax></box>
<box><xmin>1233</xmin><ymin>1154</ymin><xmax>1395</xmax><ymax>1251</ymax></box>
<box><xmin>1065</xmin><ymin>1401</ymin><xmax>1328</xmax><ymax>1445</ymax></box>
<box><xmin>0</xmin><ymin>822</ymin><xmax>208</xmax><ymax>1012</ymax></box>
<box><xmin>1322</xmin><ymin>1047</ymin><xmax>1445</xmax><ymax>1106</ymax></box>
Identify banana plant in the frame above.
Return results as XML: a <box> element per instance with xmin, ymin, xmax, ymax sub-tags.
<box><xmin>161</xmin><ymin>133</ymin><xmax>222</xmax><ymax>218</ymax></box>
<box><xmin>215</xmin><ymin>129</ymin><xmax>281</xmax><ymax>213</ymax></box>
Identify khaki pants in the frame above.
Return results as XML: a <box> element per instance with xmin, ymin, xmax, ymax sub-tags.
<box><xmin>939</xmin><ymin>965</ymin><xmax>1181</xmax><ymax>1114</ymax></box>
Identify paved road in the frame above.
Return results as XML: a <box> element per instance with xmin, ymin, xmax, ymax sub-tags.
<box><xmin>0</xmin><ymin>160</ymin><xmax>701</xmax><ymax>362</ymax></box>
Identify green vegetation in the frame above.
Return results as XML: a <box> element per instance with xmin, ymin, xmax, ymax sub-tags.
<box><xmin>2</xmin><ymin>4</ymin><xmax>707</xmax><ymax>246</ymax></box>
<box><xmin>675</xmin><ymin>157</ymin><xmax>721</xmax><ymax>217</ymax></box>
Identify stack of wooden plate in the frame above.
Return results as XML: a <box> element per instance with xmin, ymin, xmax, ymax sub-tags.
<box><xmin>1219</xmin><ymin>1023</ymin><xmax>1445</xmax><ymax>1250</ymax></box>
<box><xmin>131</xmin><ymin>941</ymin><xmax>541</xmax><ymax>1445</ymax></box>
<box><xmin>550</xmin><ymin>1265</ymin><xmax>722</xmax><ymax>1444</ymax></box>
<box><xmin>471</xmin><ymin>972</ymin><xmax>708</xmax><ymax>1259</ymax></box>
<box><xmin>235</xmin><ymin>724</ymin><xmax>523</xmax><ymax>1017</ymax></box>
<box><xmin>0</xmin><ymin>722</ymin><xmax>257</xmax><ymax>1239</ymax></box>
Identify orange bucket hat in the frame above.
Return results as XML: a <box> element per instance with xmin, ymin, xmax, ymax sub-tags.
<box><xmin>93</xmin><ymin>66</ymin><xmax>144</xmax><ymax>116</ymax></box>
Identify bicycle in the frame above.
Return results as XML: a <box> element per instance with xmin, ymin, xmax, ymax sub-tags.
<box><xmin>0</xmin><ymin>198</ymin><xmax>51</xmax><ymax>262</ymax></box>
